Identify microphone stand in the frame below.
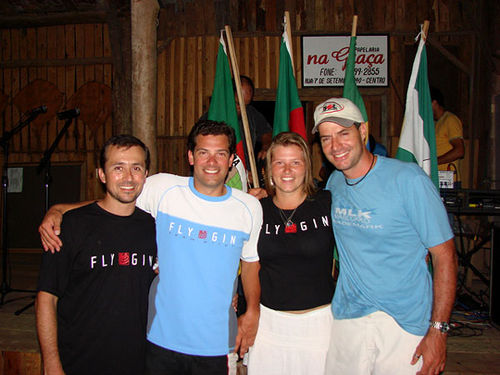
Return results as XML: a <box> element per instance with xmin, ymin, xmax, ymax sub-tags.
<box><xmin>13</xmin><ymin>115</ymin><xmax>77</xmax><ymax>315</ymax></box>
<box><xmin>0</xmin><ymin>110</ymin><xmax>44</xmax><ymax>308</ymax></box>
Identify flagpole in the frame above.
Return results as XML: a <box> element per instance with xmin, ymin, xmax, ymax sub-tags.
<box><xmin>422</xmin><ymin>20</ymin><xmax>430</xmax><ymax>41</ymax></box>
<box><xmin>345</xmin><ymin>15</ymin><xmax>370</xmax><ymax>145</ymax></box>
<box><xmin>224</xmin><ymin>25</ymin><xmax>260</xmax><ymax>188</ymax></box>
<box><xmin>351</xmin><ymin>15</ymin><xmax>358</xmax><ymax>37</ymax></box>
<box><xmin>284</xmin><ymin>11</ymin><xmax>295</xmax><ymax>76</ymax></box>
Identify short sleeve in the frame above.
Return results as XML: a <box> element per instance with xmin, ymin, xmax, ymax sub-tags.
<box><xmin>136</xmin><ymin>174</ymin><xmax>184</xmax><ymax>218</ymax></box>
<box><xmin>240</xmin><ymin>196</ymin><xmax>263</xmax><ymax>262</ymax></box>
<box><xmin>37</xmin><ymin>218</ymin><xmax>76</xmax><ymax>297</ymax></box>
<box><xmin>446</xmin><ymin>114</ymin><xmax>463</xmax><ymax>141</ymax></box>
<box><xmin>402</xmin><ymin>168</ymin><xmax>454</xmax><ymax>249</ymax></box>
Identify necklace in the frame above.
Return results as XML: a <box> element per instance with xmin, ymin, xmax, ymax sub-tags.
<box><xmin>278</xmin><ymin>207</ymin><xmax>298</xmax><ymax>233</ymax></box>
<box><xmin>345</xmin><ymin>154</ymin><xmax>376</xmax><ymax>186</ymax></box>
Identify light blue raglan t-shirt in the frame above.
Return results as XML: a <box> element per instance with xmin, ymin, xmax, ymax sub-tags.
<box><xmin>136</xmin><ymin>174</ymin><xmax>262</xmax><ymax>356</ymax></box>
<box><xmin>326</xmin><ymin>156</ymin><xmax>453</xmax><ymax>336</ymax></box>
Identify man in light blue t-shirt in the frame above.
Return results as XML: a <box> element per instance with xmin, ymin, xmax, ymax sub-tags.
<box><xmin>38</xmin><ymin>121</ymin><xmax>263</xmax><ymax>375</ymax></box>
<box><xmin>313</xmin><ymin>97</ymin><xmax>457</xmax><ymax>375</ymax></box>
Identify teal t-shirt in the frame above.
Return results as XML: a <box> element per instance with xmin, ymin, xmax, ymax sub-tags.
<box><xmin>326</xmin><ymin>156</ymin><xmax>453</xmax><ymax>335</ymax></box>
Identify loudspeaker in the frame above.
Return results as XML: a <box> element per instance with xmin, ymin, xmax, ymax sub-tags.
<box><xmin>491</xmin><ymin>225</ymin><xmax>500</xmax><ymax>324</ymax></box>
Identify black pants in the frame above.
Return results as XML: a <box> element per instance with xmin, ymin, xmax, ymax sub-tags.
<box><xmin>145</xmin><ymin>341</ymin><xmax>232</xmax><ymax>375</ymax></box>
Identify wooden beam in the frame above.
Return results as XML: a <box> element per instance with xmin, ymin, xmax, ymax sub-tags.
<box><xmin>103</xmin><ymin>0</ymin><xmax>132</xmax><ymax>134</ymax></box>
<box><xmin>0</xmin><ymin>57</ymin><xmax>113</xmax><ymax>68</ymax></box>
<box><xmin>0</xmin><ymin>12</ymin><xmax>112</xmax><ymax>28</ymax></box>
<box><xmin>131</xmin><ymin>0</ymin><xmax>160</xmax><ymax>173</ymax></box>
<box><xmin>427</xmin><ymin>35</ymin><xmax>471</xmax><ymax>76</ymax></box>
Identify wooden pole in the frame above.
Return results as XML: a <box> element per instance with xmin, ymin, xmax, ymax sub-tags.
<box><xmin>422</xmin><ymin>20</ymin><xmax>430</xmax><ymax>41</ymax></box>
<box><xmin>104</xmin><ymin>0</ymin><xmax>131</xmax><ymax>135</ymax></box>
<box><xmin>284</xmin><ymin>11</ymin><xmax>295</xmax><ymax>76</ymax></box>
<box><xmin>224</xmin><ymin>25</ymin><xmax>260</xmax><ymax>188</ymax></box>
<box><xmin>131</xmin><ymin>0</ymin><xmax>159</xmax><ymax>173</ymax></box>
<box><xmin>351</xmin><ymin>15</ymin><xmax>358</xmax><ymax>37</ymax></box>
<box><xmin>349</xmin><ymin>15</ymin><xmax>369</xmax><ymax>145</ymax></box>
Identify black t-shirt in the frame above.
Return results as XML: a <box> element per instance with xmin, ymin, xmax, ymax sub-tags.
<box><xmin>37</xmin><ymin>203</ymin><xmax>157</xmax><ymax>375</ymax></box>
<box><xmin>258</xmin><ymin>190</ymin><xmax>335</xmax><ymax>311</ymax></box>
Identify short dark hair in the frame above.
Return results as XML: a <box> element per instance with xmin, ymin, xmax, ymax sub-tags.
<box><xmin>430</xmin><ymin>87</ymin><xmax>445</xmax><ymax>107</ymax></box>
<box><xmin>187</xmin><ymin>119</ymin><xmax>236</xmax><ymax>155</ymax></box>
<box><xmin>235</xmin><ymin>75</ymin><xmax>255</xmax><ymax>100</ymax></box>
<box><xmin>100</xmin><ymin>134</ymin><xmax>150</xmax><ymax>170</ymax></box>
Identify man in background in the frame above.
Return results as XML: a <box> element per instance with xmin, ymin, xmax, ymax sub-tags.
<box><xmin>431</xmin><ymin>87</ymin><xmax>465</xmax><ymax>170</ymax></box>
<box><xmin>236</xmin><ymin>75</ymin><xmax>272</xmax><ymax>164</ymax></box>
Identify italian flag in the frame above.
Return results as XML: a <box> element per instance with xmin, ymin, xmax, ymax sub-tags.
<box><xmin>207</xmin><ymin>31</ymin><xmax>246</xmax><ymax>169</ymax></box>
<box><xmin>343</xmin><ymin>35</ymin><xmax>369</xmax><ymax>127</ymax></box>
<box><xmin>273</xmin><ymin>22</ymin><xmax>307</xmax><ymax>139</ymax></box>
<box><xmin>395</xmin><ymin>35</ymin><xmax>439</xmax><ymax>189</ymax></box>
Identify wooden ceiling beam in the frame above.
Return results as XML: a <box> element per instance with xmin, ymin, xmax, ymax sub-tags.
<box><xmin>0</xmin><ymin>11</ymin><xmax>128</xmax><ymax>28</ymax></box>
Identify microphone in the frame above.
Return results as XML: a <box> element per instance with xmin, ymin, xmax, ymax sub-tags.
<box><xmin>28</xmin><ymin>105</ymin><xmax>47</xmax><ymax>115</ymax></box>
<box><xmin>57</xmin><ymin>108</ymin><xmax>80</xmax><ymax>120</ymax></box>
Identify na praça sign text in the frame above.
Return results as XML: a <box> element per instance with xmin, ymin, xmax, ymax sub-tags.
<box><xmin>302</xmin><ymin>35</ymin><xmax>389</xmax><ymax>87</ymax></box>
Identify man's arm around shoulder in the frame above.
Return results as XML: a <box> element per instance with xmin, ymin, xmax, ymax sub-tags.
<box><xmin>39</xmin><ymin>201</ymin><xmax>93</xmax><ymax>253</ymax></box>
<box><xmin>36</xmin><ymin>291</ymin><xmax>66</xmax><ymax>375</ymax></box>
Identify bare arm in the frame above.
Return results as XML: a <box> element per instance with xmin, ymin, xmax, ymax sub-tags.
<box><xmin>234</xmin><ymin>260</ymin><xmax>261</xmax><ymax>357</ymax></box>
<box><xmin>412</xmin><ymin>238</ymin><xmax>458</xmax><ymax>375</ymax></box>
<box><xmin>39</xmin><ymin>201</ymin><xmax>94</xmax><ymax>253</ymax></box>
<box><xmin>36</xmin><ymin>291</ymin><xmax>66</xmax><ymax>375</ymax></box>
<box><xmin>247</xmin><ymin>188</ymin><xmax>268</xmax><ymax>200</ymax></box>
<box><xmin>437</xmin><ymin>138</ymin><xmax>465</xmax><ymax>165</ymax></box>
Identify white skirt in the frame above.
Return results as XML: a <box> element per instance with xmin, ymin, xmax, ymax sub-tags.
<box><xmin>247</xmin><ymin>304</ymin><xmax>333</xmax><ymax>375</ymax></box>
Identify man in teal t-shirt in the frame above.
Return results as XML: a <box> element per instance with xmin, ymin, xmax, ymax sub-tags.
<box><xmin>313</xmin><ymin>97</ymin><xmax>457</xmax><ymax>375</ymax></box>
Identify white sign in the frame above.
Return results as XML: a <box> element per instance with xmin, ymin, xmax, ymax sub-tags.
<box><xmin>7</xmin><ymin>168</ymin><xmax>23</xmax><ymax>193</ymax></box>
<box><xmin>302</xmin><ymin>35</ymin><xmax>389</xmax><ymax>87</ymax></box>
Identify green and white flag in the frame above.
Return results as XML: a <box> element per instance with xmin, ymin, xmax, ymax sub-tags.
<box><xmin>396</xmin><ymin>34</ymin><xmax>438</xmax><ymax>189</ymax></box>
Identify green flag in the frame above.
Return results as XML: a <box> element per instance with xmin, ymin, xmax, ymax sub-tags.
<box><xmin>343</xmin><ymin>36</ymin><xmax>368</xmax><ymax>122</ymax></box>
<box><xmin>207</xmin><ymin>32</ymin><xmax>247</xmax><ymax>191</ymax></box>
<box><xmin>343</xmin><ymin>35</ymin><xmax>369</xmax><ymax>146</ymax></box>
<box><xmin>273</xmin><ymin>21</ymin><xmax>307</xmax><ymax>139</ymax></box>
<box><xmin>207</xmin><ymin>32</ymin><xmax>246</xmax><ymax>168</ymax></box>
<box><xmin>395</xmin><ymin>35</ymin><xmax>439</xmax><ymax>189</ymax></box>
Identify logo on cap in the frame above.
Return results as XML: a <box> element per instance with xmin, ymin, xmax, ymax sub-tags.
<box><xmin>322</xmin><ymin>101</ymin><xmax>344</xmax><ymax>114</ymax></box>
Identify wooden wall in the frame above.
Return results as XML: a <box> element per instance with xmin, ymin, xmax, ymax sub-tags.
<box><xmin>0</xmin><ymin>0</ymin><xmax>494</xmax><ymax>200</ymax></box>
<box><xmin>0</xmin><ymin>24</ymin><xmax>114</xmax><ymax>201</ymax></box>
<box><xmin>155</xmin><ymin>0</ymin><xmax>490</xmax><ymax>187</ymax></box>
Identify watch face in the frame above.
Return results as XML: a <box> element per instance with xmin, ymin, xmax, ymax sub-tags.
<box><xmin>441</xmin><ymin>322</ymin><xmax>450</xmax><ymax>333</ymax></box>
<box><xmin>431</xmin><ymin>321</ymin><xmax>450</xmax><ymax>333</ymax></box>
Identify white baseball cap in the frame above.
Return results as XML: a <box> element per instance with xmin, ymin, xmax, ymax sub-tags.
<box><xmin>312</xmin><ymin>97</ymin><xmax>364</xmax><ymax>133</ymax></box>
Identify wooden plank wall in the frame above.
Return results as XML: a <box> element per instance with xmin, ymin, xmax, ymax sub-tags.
<box><xmin>156</xmin><ymin>32</ymin><xmax>474</xmax><ymax>182</ymax></box>
<box><xmin>0</xmin><ymin>24</ymin><xmax>113</xmax><ymax>200</ymax></box>
<box><xmin>156</xmin><ymin>33</ymin><xmax>388</xmax><ymax>177</ymax></box>
<box><xmin>157</xmin><ymin>34</ymin><xmax>284</xmax><ymax>177</ymax></box>
<box><xmin>0</xmin><ymin>0</ymin><xmax>490</xmax><ymax>189</ymax></box>
<box><xmin>156</xmin><ymin>0</ymin><xmax>487</xmax><ymax>187</ymax></box>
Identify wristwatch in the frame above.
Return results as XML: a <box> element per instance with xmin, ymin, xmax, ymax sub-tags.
<box><xmin>429</xmin><ymin>321</ymin><xmax>451</xmax><ymax>334</ymax></box>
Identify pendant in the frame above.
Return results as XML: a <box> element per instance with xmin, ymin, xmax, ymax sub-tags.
<box><xmin>285</xmin><ymin>221</ymin><xmax>297</xmax><ymax>233</ymax></box>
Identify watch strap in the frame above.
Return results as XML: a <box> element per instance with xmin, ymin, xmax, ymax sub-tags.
<box><xmin>429</xmin><ymin>321</ymin><xmax>450</xmax><ymax>333</ymax></box>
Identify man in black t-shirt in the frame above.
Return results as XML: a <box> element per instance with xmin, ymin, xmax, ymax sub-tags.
<box><xmin>36</xmin><ymin>135</ymin><xmax>157</xmax><ymax>375</ymax></box>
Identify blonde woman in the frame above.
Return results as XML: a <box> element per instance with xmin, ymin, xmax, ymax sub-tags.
<box><xmin>248</xmin><ymin>132</ymin><xmax>335</xmax><ymax>374</ymax></box>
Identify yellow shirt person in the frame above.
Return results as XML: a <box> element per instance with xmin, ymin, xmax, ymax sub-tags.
<box><xmin>430</xmin><ymin>88</ymin><xmax>465</xmax><ymax>171</ymax></box>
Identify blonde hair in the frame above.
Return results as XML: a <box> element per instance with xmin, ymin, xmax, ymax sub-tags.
<box><xmin>265</xmin><ymin>132</ymin><xmax>316</xmax><ymax>197</ymax></box>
